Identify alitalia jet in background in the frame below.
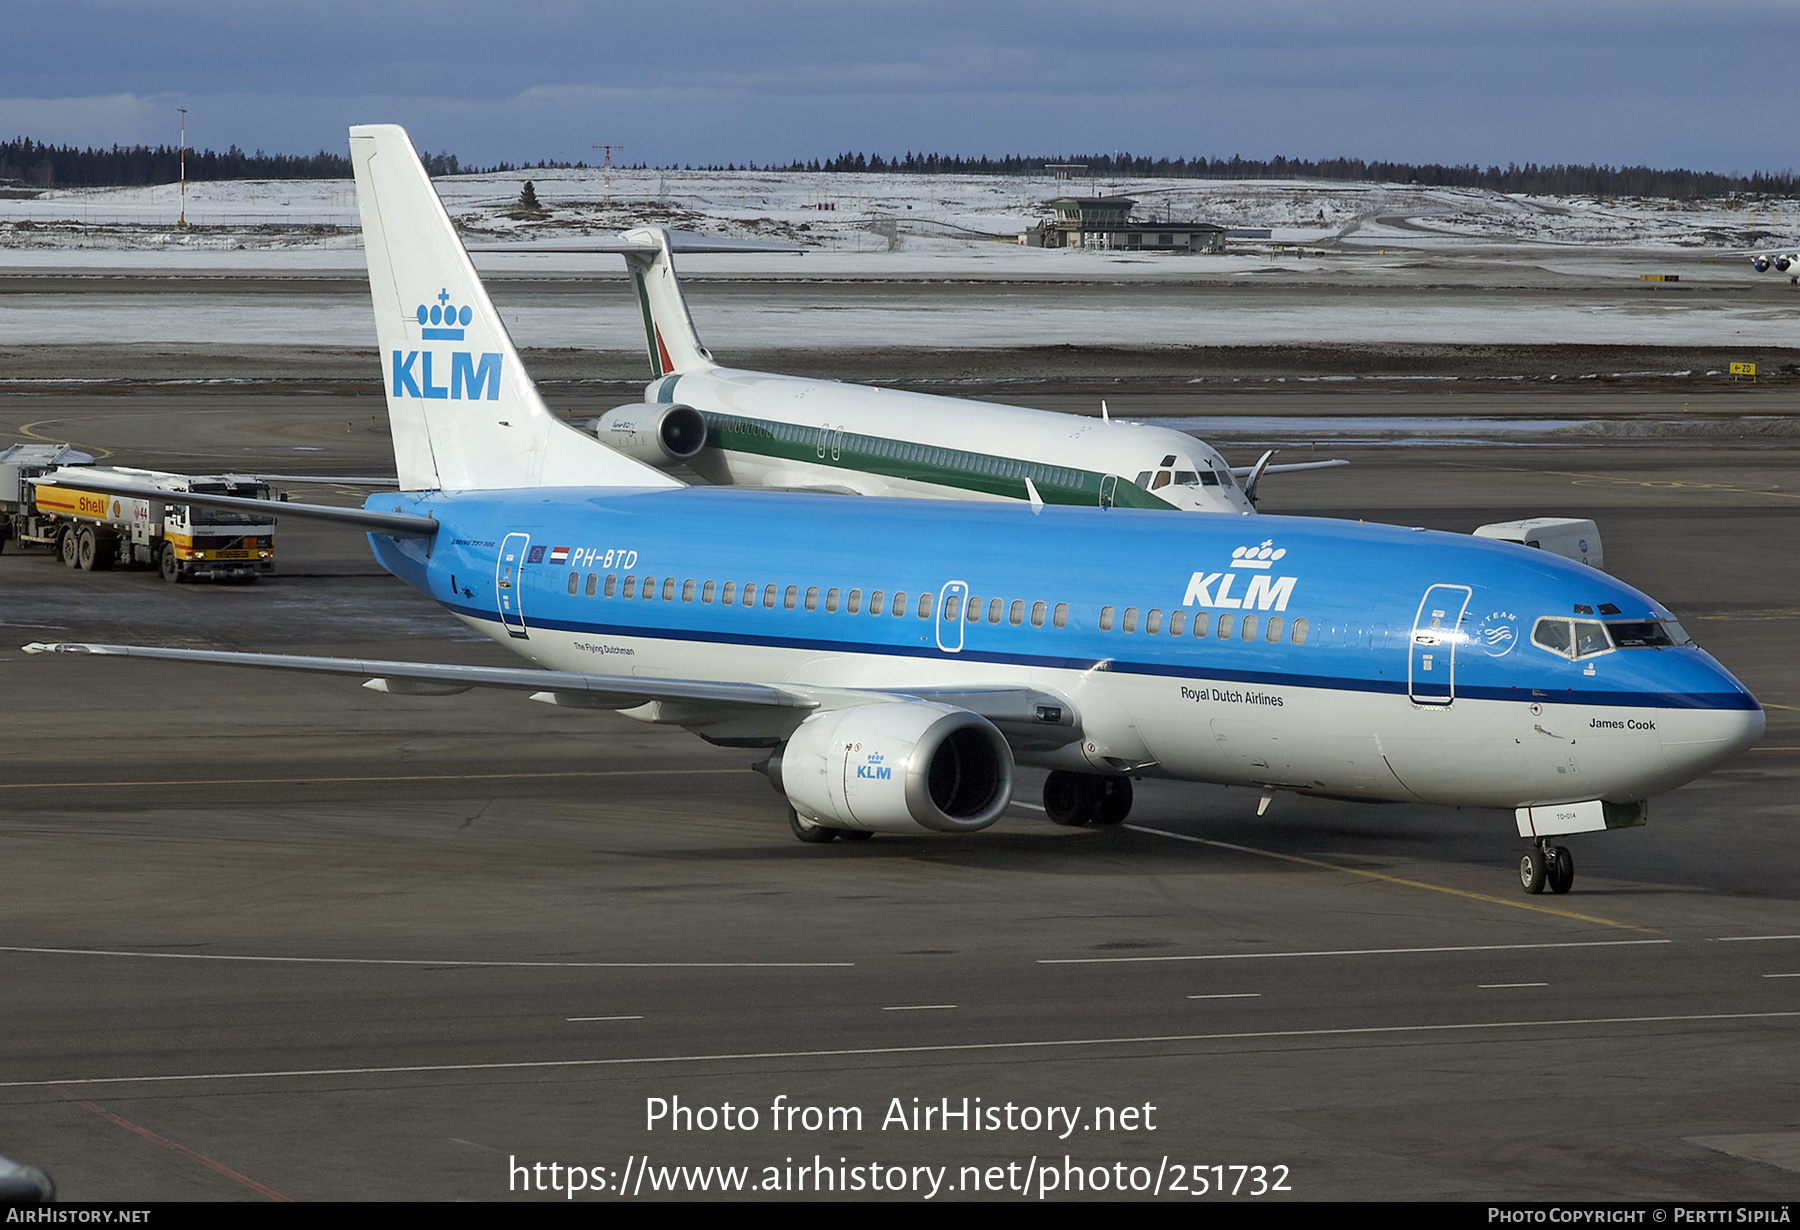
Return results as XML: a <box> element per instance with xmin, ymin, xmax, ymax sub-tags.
<box><xmin>28</xmin><ymin>125</ymin><xmax>1763</xmax><ymax>897</ymax></box>
<box><xmin>494</xmin><ymin>233</ymin><xmax>1345</xmax><ymax>514</ymax></box>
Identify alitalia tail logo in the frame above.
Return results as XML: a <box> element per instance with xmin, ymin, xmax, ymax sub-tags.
<box><xmin>1184</xmin><ymin>540</ymin><xmax>1296</xmax><ymax>611</ymax></box>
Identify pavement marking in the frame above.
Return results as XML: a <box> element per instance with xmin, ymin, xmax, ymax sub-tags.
<box><xmin>11</xmin><ymin>1011</ymin><xmax>1798</xmax><ymax>1090</ymax></box>
<box><xmin>0</xmin><ymin>946</ymin><xmax>851</xmax><ymax>969</ymax></box>
<box><xmin>567</xmin><ymin>1016</ymin><xmax>645</xmax><ymax>1022</ymax></box>
<box><xmin>59</xmin><ymin>1090</ymin><xmax>290</xmax><ymax>1201</ymax></box>
<box><xmin>1188</xmin><ymin>993</ymin><xmax>1261</xmax><ymax>1000</ymax></box>
<box><xmin>1480</xmin><ymin>982</ymin><xmax>1550</xmax><ymax>989</ymax></box>
<box><xmin>1041</xmin><ymin>939</ymin><xmax>1668</xmax><ymax>965</ymax></box>
<box><xmin>1011</xmin><ymin>801</ymin><xmax>1047</xmax><ymax>812</ymax></box>
<box><xmin>883</xmin><ymin>1005</ymin><xmax>957</xmax><ymax>1012</ymax></box>
<box><xmin>0</xmin><ymin>768</ymin><xmax>750</xmax><ymax>791</ymax></box>
<box><xmin>1124</xmin><ymin>824</ymin><xmax>1650</xmax><ymax>930</ymax></box>
<box><xmin>1715</xmin><ymin>935</ymin><xmax>1800</xmax><ymax>943</ymax></box>
<box><xmin>1763</xmin><ymin>974</ymin><xmax>1800</xmax><ymax>979</ymax></box>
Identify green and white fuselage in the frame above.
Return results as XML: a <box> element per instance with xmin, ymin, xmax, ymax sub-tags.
<box><xmin>643</xmin><ymin>368</ymin><xmax>1255</xmax><ymax>514</ymax></box>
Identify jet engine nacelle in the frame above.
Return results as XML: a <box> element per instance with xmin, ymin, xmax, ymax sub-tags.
<box><xmin>583</xmin><ymin>403</ymin><xmax>708</xmax><ymax>468</ymax></box>
<box><xmin>769</xmin><ymin>703</ymin><xmax>1014</xmax><ymax>834</ymax></box>
<box><xmin>1779</xmin><ymin>256</ymin><xmax>1793</xmax><ymax>273</ymax></box>
<box><xmin>1753</xmin><ymin>255</ymin><xmax>1772</xmax><ymax>272</ymax></box>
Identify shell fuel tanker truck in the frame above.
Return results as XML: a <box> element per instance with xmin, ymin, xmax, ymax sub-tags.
<box><xmin>0</xmin><ymin>444</ymin><xmax>276</xmax><ymax>583</ymax></box>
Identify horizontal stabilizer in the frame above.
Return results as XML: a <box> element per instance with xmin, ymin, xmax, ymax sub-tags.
<box><xmin>29</xmin><ymin>474</ymin><xmax>436</xmax><ymax>536</ymax></box>
<box><xmin>468</xmin><ymin>230</ymin><xmax>804</xmax><ymax>256</ymax></box>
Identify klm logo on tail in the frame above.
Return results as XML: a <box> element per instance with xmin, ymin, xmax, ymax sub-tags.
<box><xmin>393</xmin><ymin>288</ymin><xmax>502</xmax><ymax>401</ymax></box>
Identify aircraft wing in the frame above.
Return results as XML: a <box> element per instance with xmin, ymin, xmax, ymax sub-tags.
<box><xmin>28</xmin><ymin>474</ymin><xmax>435</xmax><ymax>537</ymax></box>
<box><xmin>21</xmin><ymin>643</ymin><xmax>1081</xmax><ymax>746</ymax></box>
<box><xmin>1226</xmin><ymin>459</ymin><xmax>1350</xmax><ymax>477</ymax></box>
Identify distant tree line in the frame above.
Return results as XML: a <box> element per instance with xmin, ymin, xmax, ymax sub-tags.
<box><xmin>0</xmin><ymin>139</ymin><xmax>473</xmax><ymax>187</ymax></box>
<box><xmin>784</xmin><ymin>152</ymin><xmax>1798</xmax><ymax>200</ymax></box>
<box><xmin>6</xmin><ymin>136</ymin><xmax>1794</xmax><ymax>199</ymax></box>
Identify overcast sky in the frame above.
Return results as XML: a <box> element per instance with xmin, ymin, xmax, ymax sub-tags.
<box><xmin>6</xmin><ymin>1</ymin><xmax>1795</xmax><ymax>174</ymax></box>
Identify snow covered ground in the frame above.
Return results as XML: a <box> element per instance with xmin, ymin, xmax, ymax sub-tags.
<box><xmin>4</xmin><ymin>169</ymin><xmax>1799</xmax><ymax>355</ymax></box>
<box><xmin>3</xmin><ymin>166</ymin><xmax>1799</xmax><ymax>258</ymax></box>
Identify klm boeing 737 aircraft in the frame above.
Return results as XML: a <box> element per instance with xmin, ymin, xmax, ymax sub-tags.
<box><xmin>28</xmin><ymin>125</ymin><xmax>1764</xmax><ymax>897</ymax></box>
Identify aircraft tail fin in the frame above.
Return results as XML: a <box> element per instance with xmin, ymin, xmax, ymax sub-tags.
<box><xmin>348</xmin><ymin>124</ymin><xmax>679</xmax><ymax>492</ymax></box>
<box><xmin>618</xmin><ymin>227</ymin><xmax>715</xmax><ymax>378</ymax></box>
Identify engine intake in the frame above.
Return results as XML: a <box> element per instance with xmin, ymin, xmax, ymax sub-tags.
<box><xmin>583</xmin><ymin>403</ymin><xmax>708</xmax><ymax>467</ymax></box>
<box><xmin>768</xmin><ymin>702</ymin><xmax>1014</xmax><ymax>834</ymax></box>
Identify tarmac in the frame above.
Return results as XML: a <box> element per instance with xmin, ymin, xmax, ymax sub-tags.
<box><xmin>2</xmin><ymin>278</ymin><xmax>1798</xmax><ymax>1200</ymax></box>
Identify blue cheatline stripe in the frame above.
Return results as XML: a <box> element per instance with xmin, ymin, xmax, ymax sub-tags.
<box><xmin>436</xmin><ymin>601</ymin><xmax>1756</xmax><ymax>712</ymax></box>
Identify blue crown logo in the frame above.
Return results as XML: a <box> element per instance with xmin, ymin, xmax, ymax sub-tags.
<box><xmin>416</xmin><ymin>288</ymin><xmax>469</xmax><ymax>340</ymax></box>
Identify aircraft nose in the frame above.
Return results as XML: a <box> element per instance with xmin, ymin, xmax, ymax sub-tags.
<box><xmin>1658</xmin><ymin>703</ymin><xmax>1765</xmax><ymax>782</ymax></box>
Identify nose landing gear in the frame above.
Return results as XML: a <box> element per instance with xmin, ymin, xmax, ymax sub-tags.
<box><xmin>1520</xmin><ymin>841</ymin><xmax>1574</xmax><ymax>895</ymax></box>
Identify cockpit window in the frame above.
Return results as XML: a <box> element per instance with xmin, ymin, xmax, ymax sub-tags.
<box><xmin>1533</xmin><ymin>617</ymin><xmax>1617</xmax><ymax>659</ymax></box>
<box><xmin>1606</xmin><ymin>620</ymin><xmax>1692</xmax><ymax>648</ymax></box>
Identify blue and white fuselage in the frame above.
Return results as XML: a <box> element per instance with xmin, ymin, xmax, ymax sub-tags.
<box><xmin>368</xmin><ymin>484</ymin><xmax>1760</xmax><ymax>813</ymax></box>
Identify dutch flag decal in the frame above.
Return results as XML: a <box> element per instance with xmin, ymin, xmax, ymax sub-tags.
<box><xmin>549</xmin><ymin>546</ymin><xmax>570</xmax><ymax>564</ymax></box>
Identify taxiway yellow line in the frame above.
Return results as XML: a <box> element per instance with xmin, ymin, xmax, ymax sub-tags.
<box><xmin>1123</xmin><ymin>824</ymin><xmax>1651</xmax><ymax>931</ymax></box>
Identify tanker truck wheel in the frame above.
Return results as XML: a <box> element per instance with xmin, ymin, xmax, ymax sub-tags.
<box><xmin>76</xmin><ymin>527</ymin><xmax>111</xmax><ymax>571</ymax></box>
<box><xmin>59</xmin><ymin>526</ymin><xmax>80</xmax><ymax>568</ymax></box>
<box><xmin>158</xmin><ymin>543</ymin><xmax>183</xmax><ymax>584</ymax></box>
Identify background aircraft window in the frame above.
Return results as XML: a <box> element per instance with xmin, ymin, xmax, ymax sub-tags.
<box><xmin>1266</xmin><ymin>615</ymin><xmax>1283</xmax><ymax>643</ymax></box>
<box><xmin>847</xmin><ymin>589</ymin><xmax>862</xmax><ymax>614</ymax></box>
<box><xmin>1053</xmin><ymin>603</ymin><xmax>1069</xmax><ymax>629</ymax></box>
<box><xmin>1100</xmin><ymin>606</ymin><xmax>1115</xmax><ymax>631</ymax></box>
<box><xmin>1174</xmin><ymin>471</ymin><xmax>1199</xmax><ymax>486</ymax></box>
<box><xmin>784</xmin><ymin>586</ymin><xmax>798</xmax><ymax>610</ymax></box>
<box><xmin>604</xmin><ymin>574</ymin><xmax>618</xmax><ymax>598</ymax></box>
<box><xmin>918</xmin><ymin>593</ymin><xmax>933</xmax><ymax>619</ymax></box>
<box><xmin>623</xmin><ymin>576</ymin><xmax>638</xmax><ymax>599</ymax></box>
<box><xmin>1192</xmin><ymin>612</ymin><xmax>1209</xmax><ymax>638</ymax></box>
<box><xmin>825</xmin><ymin>588</ymin><xmax>840</xmax><ymax>612</ymax></box>
<box><xmin>1151</xmin><ymin>472</ymin><xmax>1172</xmax><ymax>491</ymax></box>
<box><xmin>805</xmin><ymin>587</ymin><xmax>819</xmax><ymax>612</ymax></box>
<box><xmin>1292</xmin><ymin>617</ymin><xmax>1308</xmax><ymax>645</ymax></box>
<box><xmin>892</xmin><ymin>591</ymin><xmax>908</xmax><ymax>617</ymax></box>
<box><xmin>967</xmin><ymin>596</ymin><xmax>982</xmax><ymax>623</ymax></box>
<box><xmin>1160</xmin><ymin>454</ymin><xmax>1177</xmax><ymax>466</ymax></box>
<box><xmin>722</xmin><ymin>581</ymin><xmax>736</xmax><ymax>605</ymax></box>
<box><xmin>1573</xmin><ymin>621</ymin><xmax>1611</xmax><ymax>658</ymax></box>
<box><xmin>1198</xmin><ymin>471</ymin><xmax>1220</xmax><ymax>487</ymax></box>
<box><xmin>1122</xmin><ymin>607</ymin><xmax>1138</xmax><ymax>633</ymax></box>
<box><xmin>702</xmin><ymin>580</ymin><xmax>716</xmax><ymax>604</ymax></box>
<box><xmin>1241</xmin><ymin>613</ymin><xmax>1258</xmax><ymax>641</ymax></box>
<box><xmin>870</xmin><ymin>591</ymin><xmax>885</xmax><ymax>615</ymax></box>
<box><xmin>567</xmin><ymin>572</ymin><xmax>579</xmax><ymax>595</ymax></box>
<box><xmin>1169</xmin><ymin>610</ymin><xmax>1185</xmax><ymax>636</ymax></box>
<box><xmin>944</xmin><ymin>595</ymin><xmax>962</xmax><ymax>621</ymax></box>
<box><xmin>682</xmin><ymin>579</ymin><xmax>696</xmax><ymax>603</ymax></box>
<box><xmin>1010</xmin><ymin>600</ymin><xmax>1025</xmax><ymax>626</ymax></box>
<box><xmin>663</xmin><ymin>578</ymin><xmax>677</xmax><ymax>602</ymax></box>
<box><xmin>763</xmin><ymin>585</ymin><xmax>777</xmax><ymax>609</ymax></box>
<box><xmin>1146</xmin><ymin>609</ymin><xmax>1162</xmax><ymax>635</ymax></box>
<box><xmin>1134</xmin><ymin>471</ymin><xmax>1152</xmax><ymax>488</ymax></box>
<box><xmin>1532</xmin><ymin>618</ymin><xmax>1572</xmax><ymax>657</ymax></box>
<box><xmin>988</xmin><ymin>598</ymin><xmax>1003</xmax><ymax>624</ymax></box>
<box><xmin>586</xmin><ymin>573</ymin><xmax>598</xmax><ymax>597</ymax></box>
<box><xmin>1217</xmin><ymin>612</ymin><xmax>1234</xmax><ymax>639</ymax></box>
<box><xmin>1030</xmin><ymin>601</ymin><xmax>1046</xmax><ymax>628</ymax></box>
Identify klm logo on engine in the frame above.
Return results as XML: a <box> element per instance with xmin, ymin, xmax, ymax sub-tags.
<box><xmin>1184</xmin><ymin>539</ymin><xmax>1297</xmax><ymax>612</ymax></box>
<box><xmin>856</xmin><ymin>752</ymin><xmax>892</xmax><ymax>780</ymax></box>
<box><xmin>391</xmin><ymin>287</ymin><xmax>502</xmax><ymax>400</ymax></box>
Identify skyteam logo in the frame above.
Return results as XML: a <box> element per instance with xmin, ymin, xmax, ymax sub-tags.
<box><xmin>1184</xmin><ymin>539</ymin><xmax>1296</xmax><ymax>611</ymax></box>
<box><xmin>1473</xmin><ymin>610</ymin><xmax>1521</xmax><ymax>657</ymax></box>
<box><xmin>392</xmin><ymin>286</ymin><xmax>503</xmax><ymax>402</ymax></box>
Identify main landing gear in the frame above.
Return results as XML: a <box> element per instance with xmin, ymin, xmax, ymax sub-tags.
<box><xmin>1043</xmin><ymin>771</ymin><xmax>1133</xmax><ymax>827</ymax></box>
<box><xmin>1520</xmin><ymin>841</ymin><xmax>1574</xmax><ymax>895</ymax></box>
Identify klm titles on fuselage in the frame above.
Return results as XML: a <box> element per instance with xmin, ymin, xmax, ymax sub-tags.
<box><xmin>392</xmin><ymin>290</ymin><xmax>502</xmax><ymax>401</ymax></box>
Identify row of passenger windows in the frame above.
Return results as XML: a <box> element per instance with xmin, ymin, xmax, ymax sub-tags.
<box><xmin>1098</xmin><ymin>605</ymin><xmax>1309</xmax><ymax>645</ymax></box>
<box><xmin>565</xmin><ymin>571</ymin><xmax>1074</xmax><ymax>628</ymax></box>
<box><xmin>712</xmin><ymin>415</ymin><xmax>1085</xmax><ymax>490</ymax></box>
<box><xmin>562</xmin><ymin>568</ymin><xmax>1316</xmax><ymax>648</ymax></box>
